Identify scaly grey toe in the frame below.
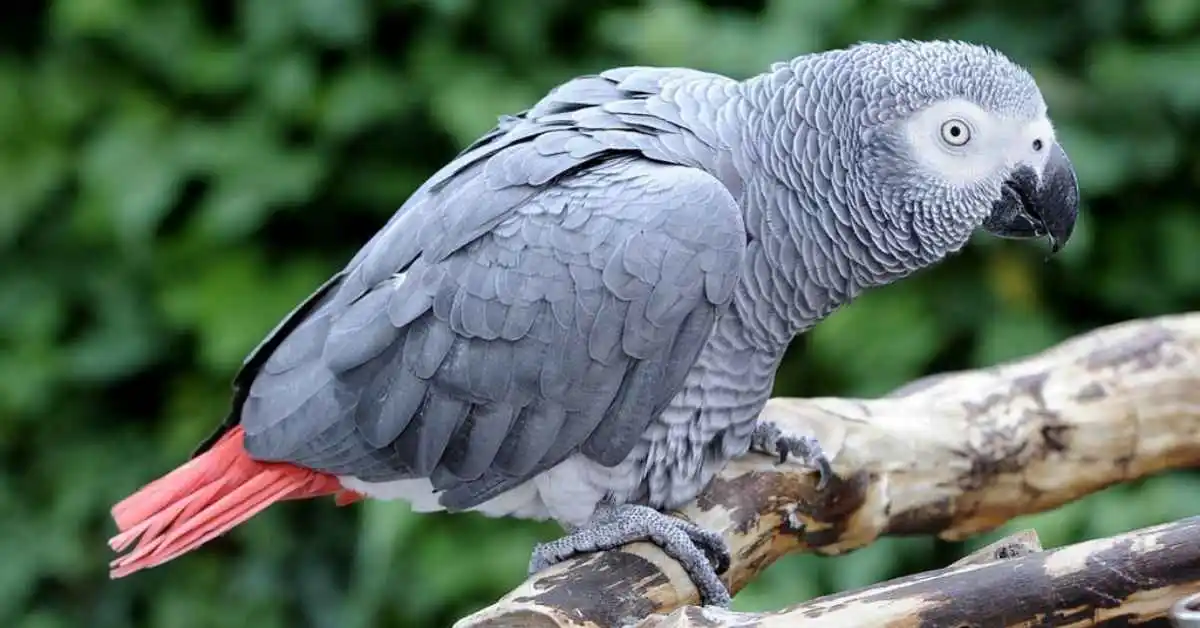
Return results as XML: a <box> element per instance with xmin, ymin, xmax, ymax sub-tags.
<box><xmin>751</xmin><ymin>420</ymin><xmax>834</xmax><ymax>489</ymax></box>
<box><xmin>527</xmin><ymin>503</ymin><xmax>733</xmax><ymax>607</ymax></box>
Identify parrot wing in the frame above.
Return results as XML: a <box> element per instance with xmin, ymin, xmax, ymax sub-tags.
<box><xmin>210</xmin><ymin>70</ymin><xmax>749</xmax><ymax>510</ymax></box>
<box><xmin>194</xmin><ymin>66</ymin><xmax>732</xmax><ymax>460</ymax></box>
<box><xmin>238</xmin><ymin>155</ymin><xmax>746</xmax><ymax>510</ymax></box>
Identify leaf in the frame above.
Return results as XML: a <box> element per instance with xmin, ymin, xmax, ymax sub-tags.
<box><xmin>972</xmin><ymin>308</ymin><xmax>1067</xmax><ymax>367</ymax></box>
<box><xmin>1144</xmin><ymin>0</ymin><xmax>1200</xmax><ymax>37</ymax></box>
<box><xmin>319</xmin><ymin>63</ymin><xmax>414</xmax><ymax>140</ymax></box>
<box><xmin>177</xmin><ymin>114</ymin><xmax>328</xmax><ymax>240</ymax></box>
<box><xmin>157</xmin><ymin>252</ymin><xmax>331</xmax><ymax>373</ymax></box>
<box><xmin>61</xmin><ymin>272</ymin><xmax>162</xmax><ymax>383</ymax></box>
<box><xmin>297</xmin><ymin>0</ymin><xmax>368</xmax><ymax>46</ymax></box>
<box><xmin>341</xmin><ymin>502</ymin><xmax>422</xmax><ymax>628</ymax></box>
<box><xmin>50</xmin><ymin>0</ymin><xmax>133</xmax><ymax>35</ymax></box>
<box><xmin>1154</xmin><ymin>204</ymin><xmax>1200</xmax><ymax>292</ymax></box>
<box><xmin>823</xmin><ymin>539</ymin><xmax>908</xmax><ymax>593</ymax></box>
<box><xmin>259</xmin><ymin>52</ymin><xmax>318</xmax><ymax>118</ymax></box>
<box><xmin>76</xmin><ymin>107</ymin><xmax>187</xmax><ymax>247</ymax></box>
<box><xmin>733</xmin><ymin>553</ymin><xmax>823</xmax><ymax>612</ymax></box>
<box><xmin>0</xmin><ymin>143</ymin><xmax>67</xmax><ymax>250</ymax></box>
<box><xmin>808</xmin><ymin>286</ymin><xmax>942</xmax><ymax>397</ymax></box>
<box><xmin>1088</xmin><ymin>41</ymin><xmax>1200</xmax><ymax>113</ymax></box>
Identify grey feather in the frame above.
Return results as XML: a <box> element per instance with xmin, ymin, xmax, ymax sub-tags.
<box><xmin>322</xmin><ymin>286</ymin><xmax>400</xmax><ymax>372</ymax></box>
<box><xmin>403</xmin><ymin>392</ymin><xmax>471</xmax><ymax>476</ymax></box>
<box><xmin>238</xmin><ymin>144</ymin><xmax>745</xmax><ymax>508</ymax></box>
<box><xmin>353</xmin><ymin>343</ymin><xmax>426</xmax><ymax>448</ymax></box>
<box><xmin>438</xmin><ymin>402</ymin><xmax>517</xmax><ymax>481</ymax></box>
<box><xmin>492</xmin><ymin>400</ymin><xmax>568</xmax><ymax>477</ymax></box>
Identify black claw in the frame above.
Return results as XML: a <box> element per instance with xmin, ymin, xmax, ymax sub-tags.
<box><xmin>774</xmin><ymin>438</ymin><xmax>789</xmax><ymax>465</ymax></box>
<box><xmin>813</xmin><ymin>456</ymin><xmax>832</xmax><ymax>491</ymax></box>
<box><xmin>681</xmin><ymin>524</ymin><xmax>730</xmax><ymax>574</ymax></box>
<box><xmin>707</xmin><ymin>543</ymin><xmax>731</xmax><ymax>574</ymax></box>
<box><xmin>773</xmin><ymin>436</ymin><xmax>833</xmax><ymax>490</ymax></box>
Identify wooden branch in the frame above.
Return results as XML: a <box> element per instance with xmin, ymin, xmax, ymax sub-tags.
<box><xmin>457</xmin><ymin>313</ymin><xmax>1200</xmax><ymax>628</ymax></box>
<box><xmin>636</xmin><ymin>516</ymin><xmax>1200</xmax><ymax>627</ymax></box>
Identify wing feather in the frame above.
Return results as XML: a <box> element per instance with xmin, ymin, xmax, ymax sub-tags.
<box><xmin>220</xmin><ymin>68</ymin><xmax>745</xmax><ymax>512</ymax></box>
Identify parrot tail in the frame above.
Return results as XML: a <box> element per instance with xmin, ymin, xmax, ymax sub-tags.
<box><xmin>107</xmin><ymin>426</ymin><xmax>362</xmax><ymax>578</ymax></box>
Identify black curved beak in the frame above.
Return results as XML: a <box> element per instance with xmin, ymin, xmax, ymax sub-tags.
<box><xmin>982</xmin><ymin>143</ymin><xmax>1079</xmax><ymax>254</ymax></box>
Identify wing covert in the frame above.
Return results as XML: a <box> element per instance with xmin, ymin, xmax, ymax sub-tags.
<box><xmin>238</xmin><ymin>159</ymin><xmax>744</xmax><ymax>509</ymax></box>
<box><xmin>221</xmin><ymin>66</ymin><xmax>747</xmax><ymax>510</ymax></box>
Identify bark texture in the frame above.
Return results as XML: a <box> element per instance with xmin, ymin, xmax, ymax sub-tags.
<box><xmin>456</xmin><ymin>313</ymin><xmax>1200</xmax><ymax>628</ymax></box>
<box><xmin>636</xmin><ymin>517</ymin><xmax>1200</xmax><ymax>627</ymax></box>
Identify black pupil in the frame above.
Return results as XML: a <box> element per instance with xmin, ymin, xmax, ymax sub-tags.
<box><xmin>948</xmin><ymin>125</ymin><xmax>961</xmax><ymax>137</ymax></box>
<box><xmin>1033</xmin><ymin>139</ymin><xmax>1043</xmax><ymax>151</ymax></box>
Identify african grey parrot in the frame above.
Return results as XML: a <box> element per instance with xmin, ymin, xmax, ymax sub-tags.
<box><xmin>107</xmin><ymin>40</ymin><xmax>1079</xmax><ymax>606</ymax></box>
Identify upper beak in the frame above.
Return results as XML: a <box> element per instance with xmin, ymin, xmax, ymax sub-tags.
<box><xmin>982</xmin><ymin>143</ymin><xmax>1080</xmax><ymax>254</ymax></box>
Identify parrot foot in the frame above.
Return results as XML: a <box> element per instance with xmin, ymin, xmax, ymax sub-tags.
<box><xmin>528</xmin><ymin>503</ymin><xmax>733</xmax><ymax>607</ymax></box>
<box><xmin>750</xmin><ymin>420</ymin><xmax>833</xmax><ymax>490</ymax></box>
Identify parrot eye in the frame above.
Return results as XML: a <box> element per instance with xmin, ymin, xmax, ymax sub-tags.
<box><xmin>939</xmin><ymin>119</ymin><xmax>971</xmax><ymax>146</ymax></box>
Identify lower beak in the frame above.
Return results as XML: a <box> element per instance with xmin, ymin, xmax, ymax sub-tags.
<box><xmin>982</xmin><ymin>143</ymin><xmax>1080</xmax><ymax>254</ymax></box>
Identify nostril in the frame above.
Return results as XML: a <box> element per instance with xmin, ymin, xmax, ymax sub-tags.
<box><xmin>1032</xmin><ymin>138</ymin><xmax>1044</xmax><ymax>151</ymax></box>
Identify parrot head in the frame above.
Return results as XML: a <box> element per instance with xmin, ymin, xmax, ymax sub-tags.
<box><xmin>821</xmin><ymin>40</ymin><xmax>1080</xmax><ymax>258</ymax></box>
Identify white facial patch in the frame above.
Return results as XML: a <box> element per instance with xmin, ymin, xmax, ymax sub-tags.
<box><xmin>1022</xmin><ymin>116</ymin><xmax>1058</xmax><ymax>177</ymax></box>
<box><xmin>902</xmin><ymin>98</ymin><xmax>1053</xmax><ymax>188</ymax></box>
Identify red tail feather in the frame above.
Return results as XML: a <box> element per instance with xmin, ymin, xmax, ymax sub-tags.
<box><xmin>108</xmin><ymin>426</ymin><xmax>361</xmax><ymax>578</ymax></box>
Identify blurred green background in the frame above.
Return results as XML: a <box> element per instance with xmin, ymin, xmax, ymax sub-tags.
<box><xmin>3</xmin><ymin>0</ymin><xmax>1199</xmax><ymax>626</ymax></box>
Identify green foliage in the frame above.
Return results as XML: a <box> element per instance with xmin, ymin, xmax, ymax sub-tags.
<box><xmin>2</xmin><ymin>1</ymin><xmax>1198</xmax><ymax>626</ymax></box>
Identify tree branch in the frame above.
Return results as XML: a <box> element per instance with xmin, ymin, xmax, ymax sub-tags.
<box><xmin>456</xmin><ymin>313</ymin><xmax>1200</xmax><ymax>628</ymax></box>
<box><xmin>636</xmin><ymin>516</ymin><xmax>1200</xmax><ymax>627</ymax></box>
